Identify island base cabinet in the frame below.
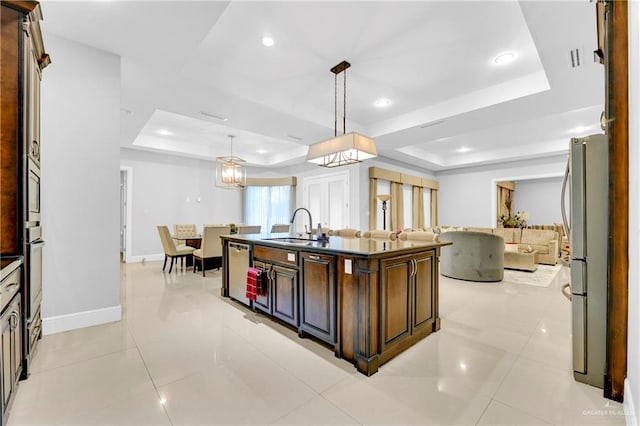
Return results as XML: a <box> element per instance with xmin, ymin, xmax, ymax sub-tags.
<box><xmin>271</xmin><ymin>265</ymin><xmax>298</xmax><ymax>327</ymax></box>
<box><xmin>377</xmin><ymin>251</ymin><xmax>437</xmax><ymax>368</ymax></box>
<box><xmin>300</xmin><ymin>253</ymin><xmax>335</xmax><ymax>345</ymax></box>
<box><xmin>252</xmin><ymin>261</ymin><xmax>299</xmax><ymax>328</ymax></box>
<box><xmin>252</xmin><ymin>260</ymin><xmax>271</xmax><ymax>315</ymax></box>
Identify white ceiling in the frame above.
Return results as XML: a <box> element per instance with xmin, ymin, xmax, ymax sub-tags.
<box><xmin>40</xmin><ymin>0</ymin><xmax>604</xmax><ymax>172</ymax></box>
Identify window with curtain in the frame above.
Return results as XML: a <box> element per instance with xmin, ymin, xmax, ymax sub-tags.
<box><xmin>243</xmin><ymin>185</ymin><xmax>291</xmax><ymax>232</ymax></box>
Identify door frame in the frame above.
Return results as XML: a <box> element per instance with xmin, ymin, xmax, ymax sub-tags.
<box><xmin>120</xmin><ymin>166</ymin><xmax>133</xmax><ymax>263</ymax></box>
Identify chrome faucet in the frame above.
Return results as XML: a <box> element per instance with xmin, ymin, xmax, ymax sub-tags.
<box><xmin>290</xmin><ymin>208</ymin><xmax>313</xmax><ymax>238</ymax></box>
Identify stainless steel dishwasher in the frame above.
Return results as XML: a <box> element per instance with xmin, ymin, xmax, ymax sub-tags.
<box><xmin>228</xmin><ymin>242</ymin><xmax>251</xmax><ymax>306</ymax></box>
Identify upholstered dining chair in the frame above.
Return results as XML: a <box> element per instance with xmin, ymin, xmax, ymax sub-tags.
<box><xmin>329</xmin><ymin>228</ymin><xmax>361</xmax><ymax>238</ymax></box>
<box><xmin>270</xmin><ymin>224</ymin><xmax>290</xmax><ymax>233</ymax></box>
<box><xmin>157</xmin><ymin>225</ymin><xmax>195</xmax><ymax>273</ymax></box>
<box><xmin>362</xmin><ymin>230</ymin><xmax>398</xmax><ymax>240</ymax></box>
<box><xmin>237</xmin><ymin>225</ymin><xmax>261</xmax><ymax>234</ymax></box>
<box><xmin>193</xmin><ymin>225</ymin><xmax>230</xmax><ymax>276</ymax></box>
<box><xmin>173</xmin><ymin>223</ymin><xmax>197</xmax><ymax>246</ymax></box>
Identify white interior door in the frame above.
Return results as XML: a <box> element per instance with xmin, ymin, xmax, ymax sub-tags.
<box><xmin>302</xmin><ymin>171</ymin><xmax>349</xmax><ymax>231</ymax></box>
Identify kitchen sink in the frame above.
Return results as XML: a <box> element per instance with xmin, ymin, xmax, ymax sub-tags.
<box><xmin>265</xmin><ymin>237</ymin><xmax>314</xmax><ymax>244</ymax></box>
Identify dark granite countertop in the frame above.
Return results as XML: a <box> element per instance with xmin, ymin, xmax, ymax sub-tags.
<box><xmin>222</xmin><ymin>233</ymin><xmax>450</xmax><ymax>257</ymax></box>
<box><xmin>0</xmin><ymin>256</ymin><xmax>23</xmax><ymax>281</ymax></box>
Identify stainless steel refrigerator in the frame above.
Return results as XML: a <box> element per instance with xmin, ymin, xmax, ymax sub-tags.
<box><xmin>561</xmin><ymin>133</ymin><xmax>608</xmax><ymax>389</ymax></box>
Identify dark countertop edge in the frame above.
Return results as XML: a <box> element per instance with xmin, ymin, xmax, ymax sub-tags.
<box><xmin>222</xmin><ymin>235</ymin><xmax>451</xmax><ymax>258</ymax></box>
<box><xmin>1</xmin><ymin>256</ymin><xmax>23</xmax><ymax>281</ymax></box>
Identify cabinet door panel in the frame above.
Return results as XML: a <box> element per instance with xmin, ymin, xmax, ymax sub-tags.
<box><xmin>11</xmin><ymin>299</ymin><xmax>22</xmax><ymax>383</ymax></box>
<box><xmin>272</xmin><ymin>265</ymin><xmax>298</xmax><ymax>326</ymax></box>
<box><xmin>301</xmin><ymin>254</ymin><xmax>335</xmax><ymax>344</ymax></box>
<box><xmin>413</xmin><ymin>253</ymin><xmax>434</xmax><ymax>331</ymax></box>
<box><xmin>380</xmin><ymin>257</ymin><xmax>412</xmax><ymax>350</ymax></box>
<box><xmin>253</xmin><ymin>261</ymin><xmax>271</xmax><ymax>314</ymax></box>
<box><xmin>1</xmin><ymin>310</ymin><xmax>11</xmax><ymax>412</ymax></box>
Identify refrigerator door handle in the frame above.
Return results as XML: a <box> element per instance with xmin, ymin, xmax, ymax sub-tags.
<box><xmin>561</xmin><ymin>159</ymin><xmax>570</xmax><ymax>239</ymax></box>
<box><xmin>570</xmin><ymin>139</ymin><xmax>587</xmax><ymax>259</ymax></box>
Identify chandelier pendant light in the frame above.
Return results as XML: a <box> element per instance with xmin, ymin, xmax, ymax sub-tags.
<box><xmin>215</xmin><ymin>135</ymin><xmax>246</xmax><ymax>189</ymax></box>
<box><xmin>306</xmin><ymin>60</ymin><xmax>377</xmax><ymax>168</ymax></box>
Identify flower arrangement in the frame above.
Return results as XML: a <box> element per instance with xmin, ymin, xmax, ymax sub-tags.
<box><xmin>498</xmin><ymin>211</ymin><xmax>529</xmax><ymax>228</ymax></box>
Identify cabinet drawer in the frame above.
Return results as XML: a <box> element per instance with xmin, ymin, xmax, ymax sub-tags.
<box><xmin>1</xmin><ymin>270</ymin><xmax>21</xmax><ymax>313</ymax></box>
<box><xmin>254</xmin><ymin>246</ymin><xmax>298</xmax><ymax>266</ymax></box>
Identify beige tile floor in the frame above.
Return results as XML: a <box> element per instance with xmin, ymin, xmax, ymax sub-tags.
<box><xmin>6</xmin><ymin>262</ymin><xmax>627</xmax><ymax>425</ymax></box>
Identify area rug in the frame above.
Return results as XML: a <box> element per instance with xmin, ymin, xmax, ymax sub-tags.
<box><xmin>502</xmin><ymin>264</ymin><xmax>563</xmax><ymax>287</ymax></box>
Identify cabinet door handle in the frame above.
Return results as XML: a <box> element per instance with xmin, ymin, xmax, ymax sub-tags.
<box><xmin>308</xmin><ymin>255</ymin><xmax>320</xmax><ymax>260</ymax></box>
<box><xmin>410</xmin><ymin>259</ymin><xmax>417</xmax><ymax>277</ymax></box>
<box><xmin>10</xmin><ymin>312</ymin><xmax>20</xmax><ymax>330</ymax></box>
<box><xmin>4</xmin><ymin>282</ymin><xmax>19</xmax><ymax>293</ymax></box>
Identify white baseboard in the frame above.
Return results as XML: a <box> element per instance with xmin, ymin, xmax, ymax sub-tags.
<box><xmin>126</xmin><ymin>253</ymin><xmax>164</xmax><ymax>263</ymax></box>
<box><xmin>625</xmin><ymin>379</ymin><xmax>638</xmax><ymax>426</ymax></box>
<box><xmin>43</xmin><ymin>305</ymin><xmax>122</xmax><ymax>335</ymax></box>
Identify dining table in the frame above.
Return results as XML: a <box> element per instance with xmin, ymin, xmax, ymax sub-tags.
<box><xmin>172</xmin><ymin>235</ymin><xmax>202</xmax><ymax>249</ymax></box>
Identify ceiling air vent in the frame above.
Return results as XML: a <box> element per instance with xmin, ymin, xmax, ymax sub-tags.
<box><xmin>200</xmin><ymin>111</ymin><xmax>228</xmax><ymax>122</ymax></box>
<box><xmin>287</xmin><ymin>134</ymin><xmax>304</xmax><ymax>141</ymax></box>
<box><xmin>420</xmin><ymin>120</ymin><xmax>445</xmax><ymax>129</ymax></box>
<box><xmin>569</xmin><ymin>48</ymin><xmax>582</xmax><ymax>68</ymax></box>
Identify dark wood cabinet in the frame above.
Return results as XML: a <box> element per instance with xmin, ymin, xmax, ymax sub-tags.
<box><xmin>1</xmin><ymin>2</ymin><xmax>49</xmax><ymax>395</ymax></box>
<box><xmin>271</xmin><ymin>265</ymin><xmax>298</xmax><ymax>327</ymax></box>
<box><xmin>300</xmin><ymin>252</ymin><xmax>335</xmax><ymax>345</ymax></box>
<box><xmin>379</xmin><ymin>251</ymin><xmax>437</xmax><ymax>361</ymax></box>
<box><xmin>222</xmin><ymin>236</ymin><xmax>446</xmax><ymax>376</ymax></box>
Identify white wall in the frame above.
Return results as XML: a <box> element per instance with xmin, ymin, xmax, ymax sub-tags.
<box><xmin>120</xmin><ymin>148</ymin><xmax>242</xmax><ymax>259</ymax></box>
<box><xmin>41</xmin><ymin>34</ymin><xmax>121</xmax><ymax>333</ymax></box>
<box><xmin>437</xmin><ymin>156</ymin><xmax>567</xmax><ymax>227</ymax></box>
<box><xmin>513</xmin><ymin>177</ymin><xmax>565</xmax><ymax>225</ymax></box>
<box><xmin>625</xmin><ymin>1</ymin><xmax>639</xmax><ymax>424</ymax></box>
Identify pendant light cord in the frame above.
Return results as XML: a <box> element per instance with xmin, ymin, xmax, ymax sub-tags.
<box><xmin>343</xmin><ymin>69</ymin><xmax>346</xmax><ymax>135</ymax></box>
<box><xmin>334</xmin><ymin>73</ymin><xmax>338</xmax><ymax>137</ymax></box>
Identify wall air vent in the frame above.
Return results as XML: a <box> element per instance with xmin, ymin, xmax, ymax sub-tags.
<box><xmin>570</xmin><ymin>48</ymin><xmax>582</xmax><ymax>68</ymax></box>
<box><xmin>420</xmin><ymin>120</ymin><xmax>445</xmax><ymax>129</ymax></box>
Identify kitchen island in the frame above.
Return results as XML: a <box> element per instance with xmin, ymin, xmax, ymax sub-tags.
<box><xmin>221</xmin><ymin>234</ymin><xmax>450</xmax><ymax>376</ymax></box>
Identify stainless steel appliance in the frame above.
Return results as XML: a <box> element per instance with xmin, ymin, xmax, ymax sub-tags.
<box><xmin>228</xmin><ymin>242</ymin><xmax>251</xmax><ymax>306</ymax></box>
<box><xmin>561</xmin><ymin>133</ymin><xmax>608</xmax><ymax>389</ymax></box>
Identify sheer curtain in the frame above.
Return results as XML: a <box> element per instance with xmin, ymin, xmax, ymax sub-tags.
<box><xmin>243</xmin><ymin>185</ymin><xmax>291</xmax><ymax>232</ymax></box>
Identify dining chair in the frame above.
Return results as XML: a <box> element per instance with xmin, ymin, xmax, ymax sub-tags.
<box><xmin>270</xmin><ymin>224</ymin><xmax>290</xmax><ymax>233</ymax></box>
<box><xmin>173</xmin><ymin>223</ymin><xmax>197</xmax><ymax>246</ymax></box>
<box><xmin>330</xmin><ymin>228</ymin><xmax>361</xmax><ymax>238</ymax></box>
<box><xmin>237</xmin><ymin>225</ymin><xmax>261</xmax><ymax>234</ymax></box>
<box><xmin>157</xmin><ymin>225</ymin><xmax>196</xmax><ymax>273</ymax></box>
<box><xmin>193</xmin><ymin>225</ymin><xmax>230</xmax><ymax>276</ymax></box>
<box><xmin>362</xmin><ymin>230</ymin><xmax>398</xmax><ymax>240</ymax></box>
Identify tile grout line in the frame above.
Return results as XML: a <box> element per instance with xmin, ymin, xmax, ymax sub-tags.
<box><xmin>125</xmin><ymin>318</ymin><xmax>175</xmax><ymax>426</ymax></box>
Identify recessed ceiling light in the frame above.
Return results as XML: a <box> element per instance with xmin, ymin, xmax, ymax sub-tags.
<box><xmin>257</xmin><ymin>149</ymin><xmax>267</xmax><ymax>154</ymax></box>
<box><xmin>456</xmin><ymin>147</ymin><xmax>471</xmax><ymax>153</ymax></box>
<box><xmin>262</xmin><ymin>36</ymin><xmax>275</xmax><ymax>47</ymax></box>
<box><xmin>373</xmin><ymin>98</ymin><xmax>392</xmax><ymax>108</ymax></box>
<box><xmin>156</xmin><ymin>129</ymin><xmax>173</xmax><ymax>136</ymax></box>
<box><xmin>493</xmin><ymin>52</ymin><xmax>517</xmax><ymax>65</ymax></box>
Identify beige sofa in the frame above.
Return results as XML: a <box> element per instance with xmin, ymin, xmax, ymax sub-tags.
<box><xmin>465</xmin><ymin>227</ymin><xmax>559</xmax><ymax>265</ymax></box>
